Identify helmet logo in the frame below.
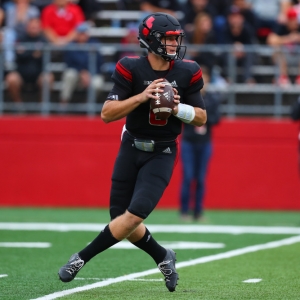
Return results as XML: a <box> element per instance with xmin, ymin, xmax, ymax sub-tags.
<box><xmin>143</xmin><ymin>16</ymin><xmax>155</xmax><ymax>37</ymax></box>
<box><xmin>146</xmin><ymin>16</ymin><xmax>155</xmax><ymax>29</ymax></box>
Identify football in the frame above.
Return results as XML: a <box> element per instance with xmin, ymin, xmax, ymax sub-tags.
<box><xmin>150</xmin><ymin>79</ymin><xmax>174</xmax><ymax>120</ymax></box>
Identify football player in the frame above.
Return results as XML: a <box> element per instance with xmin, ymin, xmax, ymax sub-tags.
<box><xmin>58</xmin><ymin>12</ymin><xmax>207</xmax><ymax>292</ymax></box>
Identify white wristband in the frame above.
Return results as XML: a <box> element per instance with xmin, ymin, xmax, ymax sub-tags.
<box><xmin>175</xmin><ymin>103</ymin><xmax>195</xmax><ymax>123</ymax></box>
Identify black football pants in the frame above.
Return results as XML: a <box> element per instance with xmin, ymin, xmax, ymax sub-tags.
<box><xmin>109</xmin><ymin>132</ymin><xmax>178</xmax><ymax>220</ymax></box>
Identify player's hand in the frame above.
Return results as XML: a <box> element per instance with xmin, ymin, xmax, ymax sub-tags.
<box><xmin>172</xmin><ymin>88</ymin><xmax>180</xmax><ymax>114</ymax></box>
<box><xmin>137</xmin><ymin>78</ymin><xmax>166</xmax><ymax>103</ymax></box>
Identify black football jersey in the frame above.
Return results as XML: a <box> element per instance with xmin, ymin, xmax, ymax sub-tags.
<box><xmin>107</xmin><ymin>56</ymin><xmax>204</xmax><ymax>140</ymax></box>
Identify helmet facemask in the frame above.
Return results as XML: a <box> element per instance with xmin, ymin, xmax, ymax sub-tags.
<box><xmin>152</xmin><ymin>32</ymin><xmax>186</xmax><ymax>61</ymax></box>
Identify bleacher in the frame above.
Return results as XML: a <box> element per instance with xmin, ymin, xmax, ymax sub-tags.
<box><xmin>1</xmin><ymin>0</ymin><xmax>299</xmax><ymax>117</ymax></box>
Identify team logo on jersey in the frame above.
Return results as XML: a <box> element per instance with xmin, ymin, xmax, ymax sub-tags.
<box><xmin>170</xmin><ymin>80</ymin><xmax>178</xmax><ymax>87</ymax></box>
<box><xmin>107</xmin><ymin>95</ymin><xmax>119</xmax><ymax>100</ymax></box>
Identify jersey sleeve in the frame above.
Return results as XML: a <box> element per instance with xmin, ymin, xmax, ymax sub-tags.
<box><xmin>107</xmin><ymin>57</ymin><xmax>133</xmax><ymax>101</ymax></box>
<box><xmin>185</xmin><ymin>91</ymin><xmax>206</xmax><ymax>109</ymax></box>
<box><xmin>185</xmin><ymin>61</ymin><xmax>204</xmax><ymax>96</ymax></box>
<box><xmin>181</xmin><ymin>60</ymin><xmax>205</xmax><ymax>108</ymax></box>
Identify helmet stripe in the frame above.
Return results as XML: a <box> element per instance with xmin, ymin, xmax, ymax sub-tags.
<box><xmin>165</xmin><ymin>30</ymin><xmax>184</xmax><ymax>36</ymax></box>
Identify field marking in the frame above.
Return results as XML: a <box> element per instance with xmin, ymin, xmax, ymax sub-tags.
<box><xmin>31</xmin><ymin>235</ymin><xmax>300</xmax><ymax>300</ymax></box>
<box><xmin>2</xmin><ymin>222</ymin><xmax>300</xmax><ymax>235</ymax></box>
<box><xmin>111</xmin><ymin>241</ymin><xmax>225</xmax><ymax>249</ymax></box>
<box><xmin>243</xmin><ymin>279</ymin><xmax>262</xmax><ymax>283</ymax></box>
<box><xmin>75</xmin><ymin>278</ymin><xmax>163</xmax><ymax>282</ymax></box>
<box><xmin>0</xmin><ymin>242</ymin><xmax>51</xmax><ymax>248</ymax></box>
<box><xmin>0</xmin><ymin>274</ymin><xmax>8</xmax><ymax>278</ymax></box>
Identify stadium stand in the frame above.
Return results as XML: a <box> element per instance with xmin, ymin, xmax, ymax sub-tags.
<box><xmin>0</xmin><ymin>0</ymin><xmax>299</xmax><ymax>117</ymax></box>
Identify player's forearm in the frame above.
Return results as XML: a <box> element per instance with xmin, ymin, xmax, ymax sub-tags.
<box><xmin>173</xmin><ymin>104</ymin><xmax>207</xmax><ymax>126</ymax></box>
<box><xmin>101</xmin><ymin>95</ymin><xmax>144</xmax><ymax>123</ymax></box>
<box><xmin>189</xmin><ymin>107</ymin><xmax>207</xmax><ymax>127</ymax></box>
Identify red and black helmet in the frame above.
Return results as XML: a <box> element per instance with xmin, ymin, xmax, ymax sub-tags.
<box><xmin>138</xmin><ymin>12</ymin><xmax>186</xmax><ymax>61</ymax></box>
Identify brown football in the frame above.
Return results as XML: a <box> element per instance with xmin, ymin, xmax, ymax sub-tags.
<box><xmin>150</xmin><ymin>79</ymin><xmax>174</xmax><ymax>120</ymax></box>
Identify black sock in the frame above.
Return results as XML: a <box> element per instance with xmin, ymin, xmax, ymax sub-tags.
<box><xmin>79</xmin><ymin>225</ymin><xmax>119</xmax><ymax>263</ymax></box>
<box><xmin>132</xmin><ymin>227</ymin><xmax>166</xmax><ymax>264</ymax></box>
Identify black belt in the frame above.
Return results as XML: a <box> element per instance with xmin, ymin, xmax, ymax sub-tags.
<box><xmin>126</xmin><ymin>131</ymin><xmax>176</xmax><ymax>152</ymax></box>
<box><xmin>126</xmin><ymin>131</ymin><xmax>176</xmax><ymax>144</ymax></box>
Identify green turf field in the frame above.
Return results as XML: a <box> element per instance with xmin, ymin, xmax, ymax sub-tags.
<box><xmin>0</xmin><ymin>208</ymin><xmax>299</xmax><ymax>300</ymax></box>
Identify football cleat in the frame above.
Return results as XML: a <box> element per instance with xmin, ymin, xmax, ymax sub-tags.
<box><xmin>58</xmin><ymin>253</ymin><xmax>85</xmax><ymax>282</ymax></box>
<box><xmin>157</xmin><ymin>249</ymin><xmax>179</xmax><ymax>292</ymax></box>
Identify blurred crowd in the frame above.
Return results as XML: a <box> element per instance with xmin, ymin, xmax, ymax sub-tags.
<box><xmin>138</xmin><ymin>0</ymin><xmax>300</xmax><ymax>86</ymax></box>
<box><xmin>0</xmin><ymin>0</ymin><xmax>300</xmax><ymax>108</ymax></box>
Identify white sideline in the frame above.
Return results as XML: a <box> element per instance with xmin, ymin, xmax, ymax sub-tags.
<box><xmin>1</xmin><ymin>223</ymin><xmax>300</xmax><ymax>235</ymax></box>
<box><xmin>31</xmin><ymin>235</ymin><xmax>300</xmax><ymax>300</ymax></box>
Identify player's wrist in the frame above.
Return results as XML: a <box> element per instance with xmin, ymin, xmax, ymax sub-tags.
<box><xmin>174</xmin><ymin>103</ymin><xmax>195</xmax><ymax>123</ymax></box>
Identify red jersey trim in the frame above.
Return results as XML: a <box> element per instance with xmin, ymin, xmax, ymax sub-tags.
<box><xmin>190</xmin><ymin>69</ymin><xmax>203</xmax><ymax>85</ymax></box>
<box><xmin>183</xmin><ymin>59</ymin><xmax>195</xmax><ymax>63</ymax></box>
<box><xmin>116</xmin><ymin>62</ymin><xmax>132</xmax><ymax>82</ymax></box>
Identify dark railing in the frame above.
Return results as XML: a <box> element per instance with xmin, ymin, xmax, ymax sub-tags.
<box><xmin>0</xmin><ymin>43</ymin><xmax>299</xmax><ymax>117</ymax></box>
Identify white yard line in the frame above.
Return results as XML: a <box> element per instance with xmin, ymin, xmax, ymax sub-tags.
<box><xmin>243</xmin><ymin>279</ymin><xmax>262</xmax><ymax>283</ymax></box>
<box><xmin>31</xmin><ymin>235</ymin><xmax>300</xmax><ymax>300</ymax></box>
<box><xmin>75</xmin><ymin>278</ymin><xmax>163</xmax><ymax>282</ymax></box>
<box><xmin>0</xmin><ymin>274</ymin><xmax>8</xmax><ymax>278</ymax></box>
<box><xmin>1</xmin><ymin>223</ymin><xmax>300</xmax><ymax>235</ymax></box>
<box><xmin>111</xmin><ymin>241</ymin><xmax>225</xmax><ymax>249</ymax></box>
<box><xmin>0</xmin><ymin>242</ymin><xmax>51</xmax><ymax>248</ymax></box>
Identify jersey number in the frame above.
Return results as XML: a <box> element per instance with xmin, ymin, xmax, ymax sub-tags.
<box><xmin>149</xmin><ymin>110</ymin><xmax>168</xmax><ymax>126</ymax></box>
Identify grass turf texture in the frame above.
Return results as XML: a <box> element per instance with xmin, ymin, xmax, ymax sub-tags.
<box><xmin>0</xmin><ymin>208</ymin><xmax>299</xmax><ymax>299</ymax></box>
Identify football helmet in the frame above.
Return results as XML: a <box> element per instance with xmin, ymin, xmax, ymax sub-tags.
<box><xmin>138</xmin><ymin>13</ymin><xmax>186</xmax><ymax>61</ymax></box>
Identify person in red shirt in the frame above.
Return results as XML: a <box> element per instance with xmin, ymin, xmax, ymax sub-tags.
<box><xmin>41</xmin><ymin>0</ymin><xmax>84</xmax><ymax>45</ymax></box>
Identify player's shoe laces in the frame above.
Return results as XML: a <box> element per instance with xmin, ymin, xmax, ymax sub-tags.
<box><xmin>158</xmin><ymin>249</ymin><xmax>179</xmax><ymax>292</ymax></box>
<box><xmin>58</xmin><ymin>253</ymin><xmax>85</xmax><ymax>282</ymax></box>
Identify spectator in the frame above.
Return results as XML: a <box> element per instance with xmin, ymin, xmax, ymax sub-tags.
<box><xmin>290</xmin><ymin>0</ymin><xmax>300</xmax><ymax>23</ymax></box>
<box><xmin>246</xmin><ymin>0</ymin><xmax>291</xmax><ymax>42</ymax></box>
<box><xmin>0</xmin><ymin>7</ymin><xmax>4</xmax><ymax>26</ymax></box>
<box><xmin>182</xmin><ymin>0</ymin><xmax>217</xmax><ymax>33</ymax></box>
<box><xmin>30</xmin><ymin>0</ymin><xmax>53</xmax><ymax>12</ymax></box>
<box><xmin>180</xmin><ymin>67</ymin><xmax>221</xmax><ymax>222</ymax></box>
<box><xmin>5</xmin><ymin>17</ymin><xmax>54</xmax><ymax>109</ymax></box>
<box><xmin>2</xmin><ymin>0</ymin><xmax>40</xmax><ymax>70</ymax></box>
<box><xmin>210</xmin><ymin>0</ymin><xmax>233</xmax><ymax>17</ymax></box>
<box><xmin>220</xmin><ymin>5</ymin><xmax>257</xmax><ymax>83</ymax></box>
<box><xmin>118</xmin><ymin>23</ymin><xmax>141</xmax><ymax>59</ymax></box>
<box><xmin>139</xmin><ymin>0</ymin><xmax>182</xmax><ymax>18</ymax></box>
<box><xmin>267</xmin><ymin>7</ymin><xmax>300</xmax><ymax>86</ymax></box>
<box><xmin>60</xmin><ymin>22</ymin><xmax>104</xmax><ymax>105</ymax></box>
<box><xmin>185</xmin><ymin>13</ymin><xmax>218</xmax><ymax>76</ymax></box>
<box><xmin>0</xmin><ymin>0</ymin><xmax>14</xmax><ymax>10</ymax></box>
<box><xmin>41</xmin><ymin>0</ymin><xmax>84</xmax><ymax>46</ymax></box>
<box><xmin>77</xmin><ymin>0</ymin><xmax>102</xmax><ymax>22</ymax></box>
<box><xmin>0</xmin><ymin>7</ymin><xmax>4</xmax><ymax>42</ymax></box>
<box><xmin>209</xmin><ymin>0</ymin><xmax>233</xmax><ymax>36</ymax></box>
<box><xmin>231</xmin><ymin>0</ymin><xmax>259</xmax><ymax>35</ymax></box>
